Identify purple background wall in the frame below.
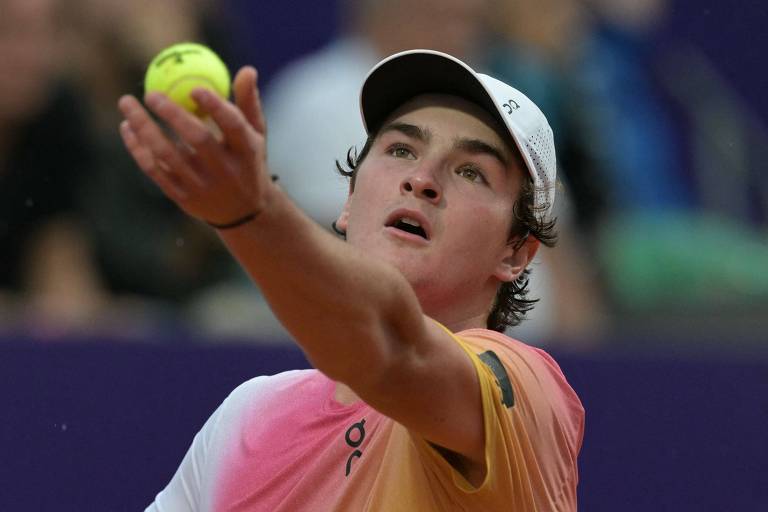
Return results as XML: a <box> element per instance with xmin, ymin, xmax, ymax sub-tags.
<box><xmin>1</xmin><ymin>338</ymin><xmax>766</xmax><ymax>510</ymax></box>
<box><xmin>660</xmin><ymin>1</ymin><xmax>768</xmax><ymax>124</ymax></box>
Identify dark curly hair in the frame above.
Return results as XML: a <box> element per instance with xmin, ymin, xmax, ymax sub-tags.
<box><xmin>334</xmin><ymin>135</ymin><xmax>558</xmax><ymax>333</ymax></box>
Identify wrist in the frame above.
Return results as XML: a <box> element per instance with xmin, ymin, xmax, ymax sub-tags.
<box><xmin>205</xmin><ymin>174</ymin><xmax>279</xmax><ymax>230</ymax></box>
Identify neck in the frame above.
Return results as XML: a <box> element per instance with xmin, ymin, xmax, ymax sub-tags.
<box><xmin>440</xmin><ymin>313</ymin><xmax>488</xmax><ymax>333</ymax></box>
<box><xmin>417</xmin><ymin>281</ymin><xmax>498</xmax><ymax>333</ymax></box>
<box><xmin>334</xmin><ymin>381</ymin><xmax>361</xmax><ymax>405</ymax></box>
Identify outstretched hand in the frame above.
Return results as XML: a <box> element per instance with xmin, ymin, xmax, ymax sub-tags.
<box><xmin>117</xmin><ymin>66</ymin><xmax>275</xmax><ymax>227</ymax></box>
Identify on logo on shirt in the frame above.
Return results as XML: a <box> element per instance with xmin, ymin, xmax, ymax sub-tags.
<box><xmin>344</xmin><ymin>418</ymin><xmax>366</xmax><ymax>476</ymax></box>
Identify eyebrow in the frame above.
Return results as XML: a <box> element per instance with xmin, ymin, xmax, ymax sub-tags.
<box><xmin>379</xmin><ymin>121</ymin><xmax>510</xmax><ymax>168</ymax></box>
<box><xmin>453</xmin><ymin>138</ymin><xmax>510</xmax><ymax>168</ymax></box>
<box><xmin>380</xmin><ymin>122</ymin><xmax>432</xmax><ymax>143</ymax></box>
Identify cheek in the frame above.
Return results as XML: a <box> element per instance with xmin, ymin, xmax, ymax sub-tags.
<box><xmin>345</xmin><ymin>164</ymin><xmax>403</xmax><ymax>228</ymax></box>
<box><xmin>345</xmin><ymin>191</ymin><xmax>385</xmax><ymax>242</ymax></box>
<box><xmin>350</xmin><ymin>162</ymin><xmax>389</xmax><ymax>199</ymax></box>
<box><xmin>445</xmin><ymin>202</ymin><xmax>512</xmax><ymax>245</ymax></box>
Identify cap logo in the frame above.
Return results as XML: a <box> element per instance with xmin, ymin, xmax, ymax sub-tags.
<box><xmin>503</xmin><ymin>99</ymin><xmax>520</xmax><ymax>114</ymax></box>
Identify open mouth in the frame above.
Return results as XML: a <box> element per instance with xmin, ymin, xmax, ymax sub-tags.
<box><xmin>387</xmin><ymin>217</ymin><xmax>429</xmax><ymax>240</ymax></box>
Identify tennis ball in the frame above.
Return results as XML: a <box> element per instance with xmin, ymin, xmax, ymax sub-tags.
<box><xmin>144</xmin><ymin>42</ymin><xmax>230</xmax><ymax>115</ymax></box>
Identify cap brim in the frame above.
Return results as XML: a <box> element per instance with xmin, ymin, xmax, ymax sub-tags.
<box><xmin>360</xmin><ymin>50</ymin><xmax>505</xmax><ymax>137</ymax></box>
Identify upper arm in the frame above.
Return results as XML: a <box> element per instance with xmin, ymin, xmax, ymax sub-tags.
<box><xmin>145</xmin><ymin>399</ymin><xmax>225</xmax><ymax>511</ymax></box>
<box><xmin>350</xmin><ymin>317</ymin><xmax>486</xmax><ymax>469</ymax></box>
<box><xmin>146</xmin><ymin>432</ymin><xmax>205</xmax><ymax>511</ymax></box>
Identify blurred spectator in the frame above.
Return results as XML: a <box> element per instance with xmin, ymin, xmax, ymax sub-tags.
<box><xmin>579</xmin><ymin>0</ymin><xmax>691</xmax><ymax>213</ymax></box>
<box><xmin>487</xmin><ymin>0</ymin><xmax>688</xmax><ymax>229</ymax></box>
<box><xmin>484</xmin><ymin>0</ymin><xmax>616</xmax><ymax>344</ymax></box>
<box><xmin>489</xmin><ymin>0</ymin><xmax>768</xmax><ymax>332</ymax></box>
<box><xmin>0</xmin><ymin>0</ymin><xmax>109</xmax><ymax>336</ymax></box>
<box><xmin>486</xmin><ymin>0</ymin><xmax>606</xmax><ymax>235</ymax></box>
<box><xmin>58</xmin><ymin>0</ymin><xmax>246</xmax><ymax>330</ymax></box>
<box><xmin>581</xmin><ymin>0</ymin><xmax>768</xmax><ymax>321</ymax></box>
<box><xmin>0</xmin><ymin>0</ymin><xmax>258</xmax><ymax>340</ymax></box>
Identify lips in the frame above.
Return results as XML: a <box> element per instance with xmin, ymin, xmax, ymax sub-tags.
<box><xmin>384</xmin><ymin>209</ymin><xmax>432</xmax><ymax>241</ymax></box>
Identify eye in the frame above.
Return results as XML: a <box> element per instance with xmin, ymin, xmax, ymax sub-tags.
<box><xmin>388</xmin><ymin>144</ymin><xmax>416</xmax><ymax>160</ymax></box>
<box><xmin>456</xmin><ymin>165</ymin><xmax>487</xmax><ymax>184</ymax></box>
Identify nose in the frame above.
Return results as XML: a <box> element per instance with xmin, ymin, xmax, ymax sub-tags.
<box><xmin>400</xmin><ymin>169</ymin><xmax>442</xmax><ymax>203</ymax></box>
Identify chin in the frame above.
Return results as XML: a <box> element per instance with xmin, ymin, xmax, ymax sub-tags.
<box><xmin>396</xmin><ymin>265</ymin><xmax>441</xmax><ymax>296</ymax></box>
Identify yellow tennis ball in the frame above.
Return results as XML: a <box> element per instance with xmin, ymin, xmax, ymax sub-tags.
<box><xmin>144</xmin><ymin>42</ymin><xmax>230</xmax><ymax>115</ymax></box>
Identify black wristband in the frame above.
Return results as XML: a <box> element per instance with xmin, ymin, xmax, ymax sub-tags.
<box><xmin>206</xmin><ymin>212</ymin><xmax>258</xmax><ymax>230</ymax></box>
<box><xmin>205</xmin><ymin>175</ymin><xmax>279</xmax><ymax>230</ymax></box>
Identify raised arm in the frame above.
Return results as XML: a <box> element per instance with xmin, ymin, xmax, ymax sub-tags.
<box><xmin>117</xmin><ymin>68</ymin><xmax>486</xmax><ymax>480</ymax></box>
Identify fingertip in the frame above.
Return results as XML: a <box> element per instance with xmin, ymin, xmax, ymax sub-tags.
<box><xmin>190</xmin><ymin>87</ymin><xmax>210</xmax><ymax>100</ymax></box>
<box><xmin>191</xmin><ymin>88</ymin><xmax>218</xmax><ymax>112</ymax></box>
<box><xmin>234</xmin><ymin>66</ymin><xmax>258</xmax><ymax>89</ymax></box>
<box><xmin>117</xmin><ymin>94</ymin><xmax>139</xmax><ymax>113</ymax></box>
<box><xmin>240</xmin><ymin>65</ymin><xmax>257</xmax><ymax>78</ymax></box>
<box><xmin>144</xmin><ymin>91</ymin><xmax>166</xmax><ymax>109</ymax></box>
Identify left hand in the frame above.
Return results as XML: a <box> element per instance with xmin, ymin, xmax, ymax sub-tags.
<box><xmin>116</xmin><ymin>66</ymin><xmax>275</xmax><ymax>226</ymax></box>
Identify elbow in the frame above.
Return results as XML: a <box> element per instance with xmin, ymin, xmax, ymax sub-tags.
<box><xmin>312</xmin><ymin>318</ymin><xmax>399</xmax><ymax>387</ymax></box>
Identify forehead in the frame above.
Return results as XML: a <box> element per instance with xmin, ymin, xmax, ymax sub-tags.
<box><xmin>381</xmin><ymin>93</ymin><xmax>511</xmax><ymax>146</ymax></box>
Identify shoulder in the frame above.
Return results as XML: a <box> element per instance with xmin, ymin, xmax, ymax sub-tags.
<box><xmin>456</xmin><ymin>328</ymin><xmax>584</xmax><ymax>433</ymax></box>
<box><xmin>217</xmin><ymin>369</ymin><xmax>323</xmax><ymax>418</ymax></box>
<box><xmin>458</xmin><ymin>329</ymin><xmax>575</xmax><ymax>387</ymax></box>
<box><xmin>195</xmin><ymin>369</ymin><xmax>326</xmax><ymax>451</ymax></box>
<box><xmin>416</xmin><ymin>327</ymin><xmax>583</xmax><ymax>507</ymax></box>
<box><xmin>226</xmin><ymin>368</ymin><xmax>321</xmax><ymax>402</ymax></box>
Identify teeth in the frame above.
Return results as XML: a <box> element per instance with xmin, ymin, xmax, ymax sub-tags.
<box><xmin>400</xmin><ymin>217</ymin><xmax>421</xmax><ymax>227</ymax></box>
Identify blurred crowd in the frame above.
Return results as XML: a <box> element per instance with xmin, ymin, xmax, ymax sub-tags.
<box><xmin>1</xmin><ymin>0</ymin><xmax>765</xmax><ymax>347</ymax></box>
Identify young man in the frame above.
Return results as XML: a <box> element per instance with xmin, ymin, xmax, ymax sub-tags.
<box><xmin>118</xmin><ymin>49</ymin><xmax>584</xmax><ymax>511</ymax></box>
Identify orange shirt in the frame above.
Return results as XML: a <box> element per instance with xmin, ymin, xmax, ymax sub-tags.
<box><xmin>146</xmin><ymin>328</ymin><xmax>583</xmax><ymax>511</ymax></box>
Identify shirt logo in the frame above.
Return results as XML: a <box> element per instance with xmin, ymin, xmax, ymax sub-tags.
<box><xmin>344</xmin><ymin>418</ymin><xmax>366</xmax><ymax>477</ymax></box>
<box><xmin>479</xmin><ymin>351</ymin><xmax>515</xmax><ymax>408</ymax></box>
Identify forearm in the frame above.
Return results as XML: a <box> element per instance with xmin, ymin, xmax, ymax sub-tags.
<box><xmin>217</xmin><ymin>186</ymin><xmax>424</xmax><ymax>384</ymax></box>
<box><xmin>118</xmin><ymin>66</ymin><xmax>489</xmax><ymax>466</ymax></box>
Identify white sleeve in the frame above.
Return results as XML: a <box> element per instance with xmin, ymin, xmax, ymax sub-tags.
<box><xmin>144</xmin><ymin>401</ymin><xmax>225</xmax><ymax>512</ymax></box>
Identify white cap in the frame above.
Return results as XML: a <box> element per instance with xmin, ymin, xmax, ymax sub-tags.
<box><xmin>360</xmin><ymin>49</ymin><xmax>556</xmax><ymax>219</ymax></box>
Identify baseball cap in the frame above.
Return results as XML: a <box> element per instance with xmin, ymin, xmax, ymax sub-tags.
<box><xmin>359</xmin><ymin>49</ymin><xmax>556</xmax><ymax>219</ymax></box>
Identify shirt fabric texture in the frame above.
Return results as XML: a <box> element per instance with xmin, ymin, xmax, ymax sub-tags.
<box><xmin>146</xmin><ymin>327</ymin><xmax>584</xmax><ymax>511</ymax></box>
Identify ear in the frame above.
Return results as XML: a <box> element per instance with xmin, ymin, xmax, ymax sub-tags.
<box><xmin>494</xmin><ymin>236</ymin><xmax>540</xmax><ymax>283</ymax></box>
<box><xmin>335</xmin><ymin>189</ymin><xmax>353</xmax><ymax>233</ymax></box>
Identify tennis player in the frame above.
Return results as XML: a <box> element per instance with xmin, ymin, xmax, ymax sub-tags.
<box><xmin>118</xmin><ymin>49</ymin><xmax>584</xmax><ymax>511</ymax></box>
